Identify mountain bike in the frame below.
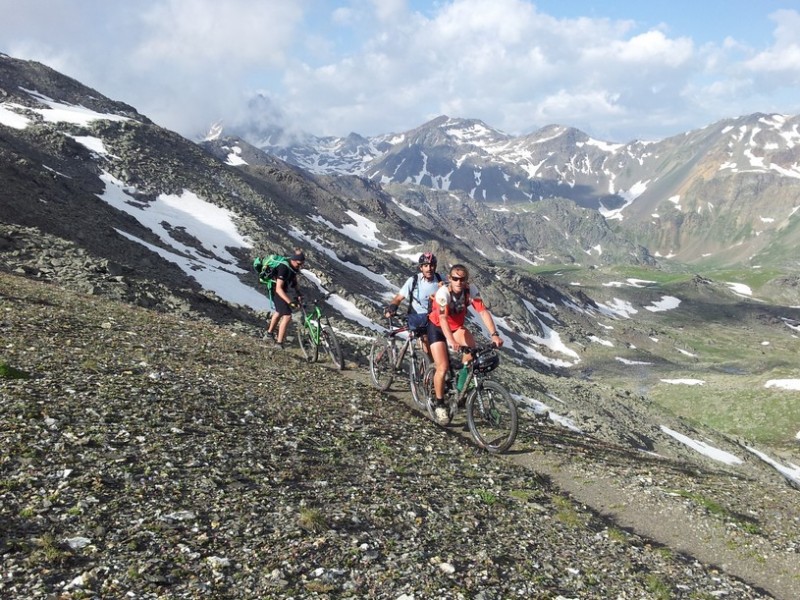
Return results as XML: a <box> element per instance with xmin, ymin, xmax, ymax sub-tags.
<box><xmin>369</xmin><ymin>316</ymin><xmax>431</xmax><ymax>409</ymax></box>
<box><xmin>297</xmin><ymin>299</ymin><xmax>344</xmax><ymax>370</ymax></box>
<box><xmin>423</xmin><ymin>343</ymin><xmax>518</xmax><ymax>453</ymax></box>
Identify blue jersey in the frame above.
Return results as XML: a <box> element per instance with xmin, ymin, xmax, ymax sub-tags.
<box><xmin>398</xmin><ymin>273</ymin><xmax>442</xmax><ymax>315</ymax></box>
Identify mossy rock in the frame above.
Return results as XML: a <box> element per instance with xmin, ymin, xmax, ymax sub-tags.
<box><xmin>0</xmin><ymin>363</ymin><xmax>31</xmax><ymax>380</ymax></box>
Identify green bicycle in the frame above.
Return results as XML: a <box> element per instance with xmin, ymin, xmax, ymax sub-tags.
<box><xmin>423</xmin><ymin>343</ymin><xmax>518</xmax><ymax>453</ymax></box>
<box><xmin>297</xmin><ymin>299</ymin><xmax>344</xmax><ymax>370</ymax></box>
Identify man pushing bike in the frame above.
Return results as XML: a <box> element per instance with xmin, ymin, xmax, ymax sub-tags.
<box><xmin>384</xmin><ymin>252</ymin><xmax>443</xmax><ymax>354</ymax></box>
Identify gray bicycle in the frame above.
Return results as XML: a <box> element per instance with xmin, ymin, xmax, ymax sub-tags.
<box><xmin>369</xmin><ymin>316</ymin><xmax>431</xmax><ymax>410</ymax></box>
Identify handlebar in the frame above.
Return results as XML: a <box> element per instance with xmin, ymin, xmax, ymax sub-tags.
<box><xmin>385</xmin><ymin>315</ymin><xmax>410</xmax><ymax>334</ymax></box>
<box><xmin>454</xmin><ymin>342</ymin><xmax>498</xmax><ymax>355</ymax></box>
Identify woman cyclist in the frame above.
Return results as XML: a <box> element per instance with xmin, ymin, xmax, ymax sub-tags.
<box><xmin>427</xmin><ymin>264</ymin><xmax>503</xmax><ymax>424</ymax></box>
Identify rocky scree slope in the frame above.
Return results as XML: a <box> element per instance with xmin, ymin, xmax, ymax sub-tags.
<box><xmin>3</xmin><ymin>231</ymin><xmax>800</xmax><ymax>598</ymax></box>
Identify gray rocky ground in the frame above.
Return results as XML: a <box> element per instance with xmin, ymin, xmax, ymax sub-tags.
<box><xmin>2</xmin><ymin>224</ymin><xmax>800</xmax><ymax>599</ymax></box>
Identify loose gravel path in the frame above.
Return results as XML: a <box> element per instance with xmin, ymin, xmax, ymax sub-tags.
<box><xmin>2</xmin><ymin>271</ymin><xmax>799</xmax><ymax>599</ymax></box>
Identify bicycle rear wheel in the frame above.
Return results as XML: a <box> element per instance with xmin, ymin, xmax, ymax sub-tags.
<box><xmin>321</xmin><ymin>326</ymin><xmax>344</xmax><ymax>370</ymax></box>
<box><xmin>466</xmin><ymin>380</ymin><xmax>518</xmax><ymax>453</ymax></box>
<box><xmin>369</xmin><ymin>336</ymin><xmax>395</xmax><ymax>391</ymax></box>
<box><xmin>297</xmin><ymin>323</ymin><xmax>319</xmax><ymax>362</ymax></box>
<box><xmin>409</xmin><ymin>350</ymin><xmax>431</xmax><ymax>410</ymax></box>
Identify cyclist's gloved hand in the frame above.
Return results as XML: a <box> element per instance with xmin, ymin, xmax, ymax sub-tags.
<box><xmin>289</xmin><ymin>301</ymin><xmax>298</xmax><ymax>309</ymax></box>
<box><xmin>385</xmin><ymin>304</ymin><xmax>398</xmax><ymax>316</ymax></box>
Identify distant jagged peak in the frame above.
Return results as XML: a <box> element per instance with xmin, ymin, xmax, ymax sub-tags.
<box><xmin>203</xmin><ymin>121</ymin><xmax>224</xmax><ymax>142</ymax></box>
<box><xmin>403</xmin><ymin>114</ymin><xmax>510</xmax><ymax>148</ymax></box>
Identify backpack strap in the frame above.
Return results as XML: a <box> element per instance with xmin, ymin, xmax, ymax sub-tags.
<box><xmin>407</xmin><ymin>274</ymin><xmax>419</xmax><ymax>314</ymax></box>
<box><xmin>408</xmin><ymin>272</ymin><xmax>442</xmax><ymax>314</ymax></box>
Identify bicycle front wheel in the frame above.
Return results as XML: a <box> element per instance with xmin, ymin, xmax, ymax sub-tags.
<box><xmin>297</xmin><ymin>323</ymin><xmax>319</xmax><ymax>363</ymax></box>
<box><xmin>321</xmin><ymin>326</ymin><xmax>344</xmax><ymax>370</ymax></box>
<box><xmin>409</xmin><ymin>350</ymin><xmax>431</xmax><ymax>410</ymax></box>
<box><xmin>466</xmin><ymin>380</ymin><xmax>518</xmax><ymax>453</ymax></box>
<box><xmin>421</xmin><ymin>364</ymin><xmax>452</xmax><ymax>426</ymax></box>
<box><xmin>369</xmin><ymin>336</ymin><xmax>395</xmax><ymax>391</ymax></box>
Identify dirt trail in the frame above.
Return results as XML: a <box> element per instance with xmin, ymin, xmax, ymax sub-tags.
<box><xmin>339</xmin><ymin>361</ymin><xmax>800</xmax><ymax>600</ymax></box>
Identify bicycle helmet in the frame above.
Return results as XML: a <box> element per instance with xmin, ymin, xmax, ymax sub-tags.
<box><xmin>474</xmin><ymin>347</ymin><xmax>500</xmax><ymax>373</ymax></box>
<box><xmin>418</xmin><ymin>252</ymin><xmax>437</xmax><ymax>267</ymax></box>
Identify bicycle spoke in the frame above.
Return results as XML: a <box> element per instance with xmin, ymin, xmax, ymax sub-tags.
<box><xmin>466</xmin><ymin>380</ymin><xmax>518</xmax><ymax>453</ymax></box>
<box><xmin>297</xmin><ymin>322</ymin><xmax>318</xmax><ymax>362</ymax></box>
<box><xmin>422</xmin><ymin>364</ymin><xmax>443</xmax><ymax>423</ymax></box>
<box><xmin>409</xmin><ymin>350</ymin><xmax>431</xmax><ymax>410</ymax></box>
<box><xmin>321</xmin><ymin>327</ymin><xmax>344</xmax><ymax>370</ymax></box>
<box><xmin>369</xmin><ymin>336</ymin><xmax>395</xmax><ymax>391</ymax></box>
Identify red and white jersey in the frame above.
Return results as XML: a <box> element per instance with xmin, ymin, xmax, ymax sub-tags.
<box><xmin>429</xmin><ymin>284</ymin><xmax>486</xmax><ymax>330</ymax></box>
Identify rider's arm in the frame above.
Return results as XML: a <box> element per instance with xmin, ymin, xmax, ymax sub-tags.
<box><xmin>385</xmin><ymin>292</ymin><xmax>405</xmax><ymax>315</ymax></box>
<box><xmin>385</xmin><ymin>275</ymin><xmax>414</xmax><ymax>316</ymax></box>
<box><xmin>471</xmin><ymin>295</ymin><xmax>503</xmax><ymax>347</ymax></box>
<box><xmin>276</xmin><ymin>278</ymin><xmax>293</xmax><ymax>304</ymax></box>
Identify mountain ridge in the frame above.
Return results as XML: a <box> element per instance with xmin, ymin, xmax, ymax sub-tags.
<box><xmin>236</xmin><ymin>110</ymin><xmax>800</xmax><ymax>272</ymax></box>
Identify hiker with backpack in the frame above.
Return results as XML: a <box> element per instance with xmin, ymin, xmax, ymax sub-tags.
<box><xmin>254</xmin><ymin>248</ymin><xmax>306</xmax><ymax>347</ymax></box>
<box><xmin>384</xmin><ymin>252</ymin><xmax>443</xmax><ymax>354</ymax></box>
<box><xmin>427</xmin><ymin>263</ymin><xmax>503</xmax><ymax>425</ymax></box>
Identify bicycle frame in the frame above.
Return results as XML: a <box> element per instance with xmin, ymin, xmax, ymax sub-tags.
<box><xmin>423</xmin><ymin>342</ymin><xmax>518</xmax><ymax>453</ymax></box>
<box><xmin>387</xmin><ymin>318</ymin><xmax>415</xmax><ymax>367</ymax></box>
<box><xmin>369</xmin><ymin>316</ymin><xmax>431</xmax><ymax>404</ymax></box>
<box><xmin>297</xmin><ymin>299</ymin><xmax>344</xmax><ymax>369</ymax></box>
<box><xmin>300</xmin><ymin>303</ymin><xmax>324</xmax><ymax>345</ymax></box>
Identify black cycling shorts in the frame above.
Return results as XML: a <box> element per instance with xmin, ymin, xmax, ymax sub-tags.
<box><xmin>273</xmin><ymin>293</ymin><xmax>293</xmax><ymax>316</ymax></box>
<box><xmin>426</xmin><ymin>322</ymin><xmax>447</xmax><ymax>345</ymax></box>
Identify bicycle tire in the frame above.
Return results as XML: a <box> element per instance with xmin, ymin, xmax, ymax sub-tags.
<box><xmin>321</xmin><ymin>326</ymin><xmax>344</xmax><ymax>370</ymax></box>
<box><xmin>422</xmin><ymin>364</ymin><xmax>452</xmax><ymax>425</ymax></box>
<box><xmin>466</xmin><ymin>380</ymin><xmax>518</xmax><ymax>453</ymax></box>
<box><xmin>369</xmin><ymin>336</ymin><xmax>395</xmax><ymax>391</ymax></box>
<box><xmin>409</xmin><ymin>350</ymin><xmax>431</xmax><ymax>410</ymax></box>
<box><xmin>297</xmin><ymin>323</ymin><xmax>319</xmax><ymax>363</ymax></box>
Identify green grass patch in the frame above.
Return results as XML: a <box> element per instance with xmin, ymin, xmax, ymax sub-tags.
<box><xmin>473</xmin><ymin>489</ymin><xmax>499</xmax><ymax>505</ymax></box>
<box><xmin>552</xmin><ymin>496</ymin><xmax>584</xmax><ymax>528</ymax></box>
<box><xmin>0</xmin><ymin>362</ymin><xmax>31</xmax><ymax>379</ymax></box>
<box><xmin>297</xmin><ymin>507</ymin><xmax>328</xmax><ymax>533</ymax></box>
<box><xmin>644</xmin><ymin>573</ymin><xmax>671</xmax><ymax>599</ymax></box>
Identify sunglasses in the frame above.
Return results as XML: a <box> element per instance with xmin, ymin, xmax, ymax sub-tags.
<box><xmin>450</xmin><ymin>276</ymin><xmax>467</xmax><ymax>282</ymax></box>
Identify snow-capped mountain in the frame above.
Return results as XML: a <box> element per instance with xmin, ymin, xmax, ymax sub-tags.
<box><xmin>237</xmin><ymin>112</ymin><xmax>800</xmax><ymax>270</ymax></box>
<box><xmin>1</xmin><ymin>52</ymin><xmax>645</xmax><ymax>364</ymax></box>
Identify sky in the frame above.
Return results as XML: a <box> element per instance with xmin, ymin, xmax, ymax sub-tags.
<box><xmin>2</xmin><ymin>0</ymin><xmax>800</xmax><ymax>143</ymax></box>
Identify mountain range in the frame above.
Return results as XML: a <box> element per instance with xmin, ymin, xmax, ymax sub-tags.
<box><xmin>226</xmin><ymin>109</ymin><xmax>800</xmax><ymax>274</ymax></box>
<box><xmin>3</xmin><ymin>51</ymin><xmax>800</xmax><ymax>599</ymax></box>
<box><xmin>2</xmin><ymin>51</ymin><xmax>800</xmax><ymax>368</ymax></box>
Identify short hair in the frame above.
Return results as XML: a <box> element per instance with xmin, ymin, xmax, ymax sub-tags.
<box><xmin>449</xmin><ymin>264</ymin><xmax>469</xmax><ymax>279</ymax></box>
<box><xmin>291</xmin><ymin>248</ymin><xmax>306</xmax><ymax>262</ymax></box>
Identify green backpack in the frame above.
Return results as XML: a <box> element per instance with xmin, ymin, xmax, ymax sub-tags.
<box><xmin>253</xmin><ymin>254</ymin><xmax>289</xmax><ymax>289</ymax></box>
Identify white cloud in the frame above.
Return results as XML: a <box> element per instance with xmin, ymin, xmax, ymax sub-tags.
<box><xmin>2</xmin><ymin>1</ymin><xmax>799</xmax><ymax>143</ymax></box>
<box><xmin>134</xmin><ymin>0</ymin><xmax>304</xmax><ymax>68</ymax></box>
<box><xmin>744</xmin><ymin>9</ymin><xmax>800</xmax><ymax>79</ymax></box>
